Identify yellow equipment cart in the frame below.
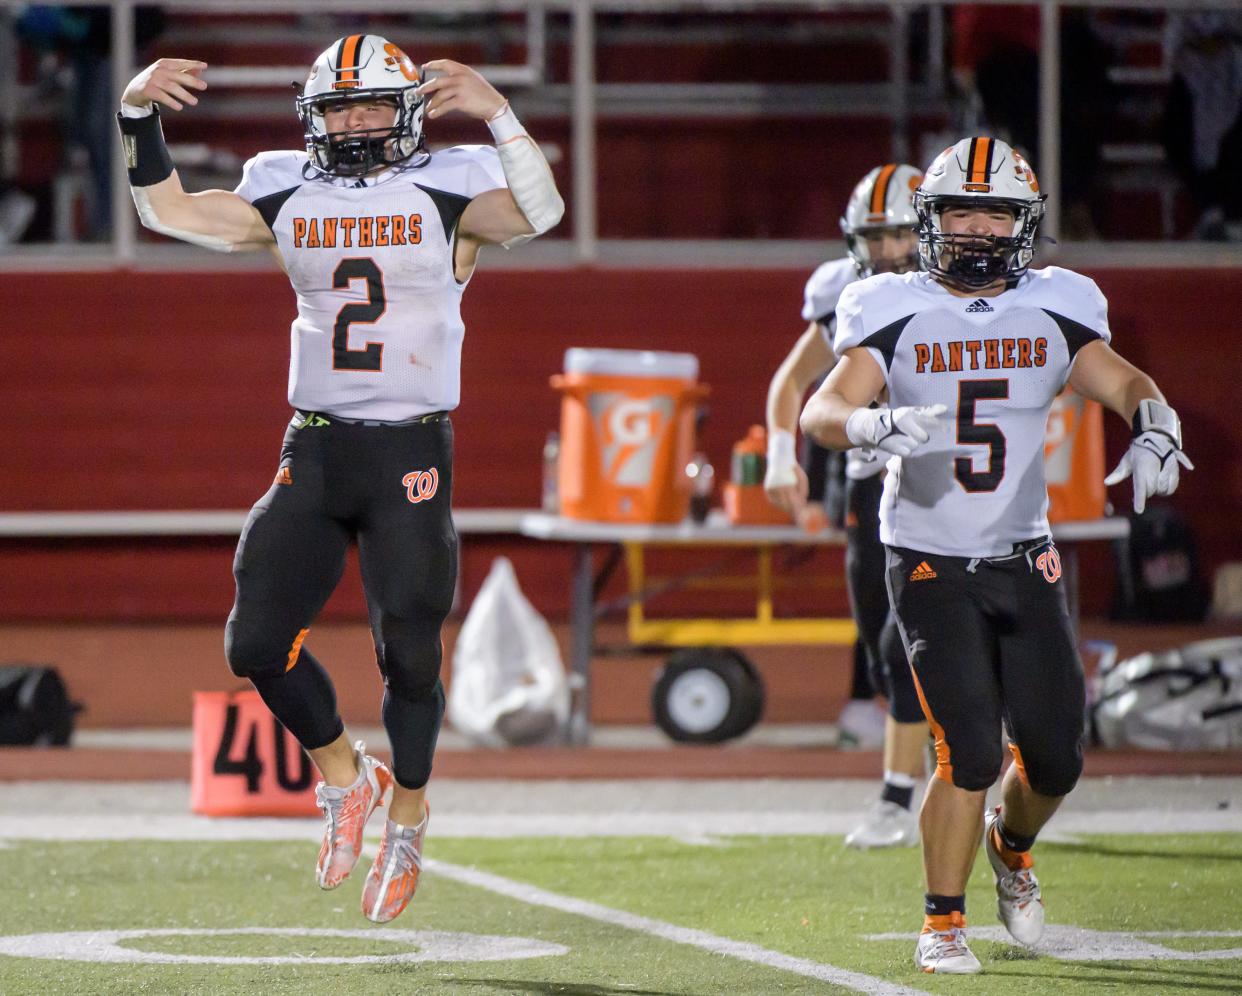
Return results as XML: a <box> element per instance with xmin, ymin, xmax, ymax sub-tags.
<box><xmin>518</xmin><ymin>512</ymin><xmax>1129</xmax><ymax>746</ymax></box>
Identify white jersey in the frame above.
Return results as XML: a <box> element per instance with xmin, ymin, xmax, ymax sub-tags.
<box><xmin>801</xmin><ymin>257</ymin><xmax>885</xmax><ymax>480</ymax></box>
<box><xmin>834</xmin><ymin>267</ymin><xmax>1111</xmax><ymax>557</ymax></box>
<box><xmin>801</xmin><ymin>257</ymin><xmax>856</xmax><ymax>327</ymax></box>
<box><xmin>234</xmin><ymin>146</ymin><xmax>507</xmax><ymax>420</ymax></box>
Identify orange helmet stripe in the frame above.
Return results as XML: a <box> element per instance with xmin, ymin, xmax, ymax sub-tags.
<box><xmin>336</xmin><ymin>34</ymin><xmax>364</xmax><ymax>85</ymax></box>
<box><xmin>968</xmin><ymin>136</ymin><xmax>993</xmax><ymax>184</ymax></box>
<box><xmin>869</xmin><ymin>164</ymin><xmax>898</xmax><ymax>216</ymax></box>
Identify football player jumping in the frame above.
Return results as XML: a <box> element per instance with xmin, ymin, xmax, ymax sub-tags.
<box><xmin>801</xmin><ymin>136</ymin><xmax>1191</xmax><ymax>973</ymax></box>
<box><xmin>764</xmin><ymin>164</ymin><xmax>930</xmax><ymax>850</ymax></box>
<box><xmin>117</xmin><ymin>36</ymin><xmax>563</xmax><ymax>923</ymax></box>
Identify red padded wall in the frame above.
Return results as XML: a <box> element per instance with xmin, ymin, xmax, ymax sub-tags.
<box><xmin>1</xmin><ymin>266</ymin><xmax>1236</xmax><ymax>621</ymax></box>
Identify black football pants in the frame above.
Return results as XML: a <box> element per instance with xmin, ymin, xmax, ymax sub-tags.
<box><xmin>885</xmin><ymin>538</ymin><xmax>1085</xmax><ymax>797</ymax></box>
<box><xmin>224</xmin><ymin>412</ymin><xmax>456</xmax><ymax>789</ymax></box>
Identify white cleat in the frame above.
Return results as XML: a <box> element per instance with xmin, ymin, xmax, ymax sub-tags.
<box><xmin>835</xmin><ymin>699</ymin><xmax>886</xmax><ymax>750</ymax></box>
<box><xmin>844</xmin><ymin>800</ymin><xmax>919</xmax><ymax>850</ymax></box>
<box><xmin>984</xmin><ymin>807</ymin><xmax>1045</xmax><ymax>945</ymax></box>
<box><xmin>314</xmin><ymin>741</ymin><xmax>393</xmax><ymax>890</ymax></box>
<box><xmin>914</xmin><ymin>914</ymin><xmax>981</xmax><ymax>974</ymax></box>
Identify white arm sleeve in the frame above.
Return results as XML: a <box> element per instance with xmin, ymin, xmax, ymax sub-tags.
<box><xmin>486</xmin><ymin>103</ymin><xmax>565</xmax><ymax>247</ymax></box>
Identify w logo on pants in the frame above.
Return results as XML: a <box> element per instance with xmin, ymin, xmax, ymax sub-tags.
<box><xmin>1036</xmin><ymin>546</ymin><xmax>1062</xmax><ymax>583</ymax></box>
<box><xmin>403</xmin><ymin>467</ymin><xmax>439</xmax><ymax>504</ymax></box>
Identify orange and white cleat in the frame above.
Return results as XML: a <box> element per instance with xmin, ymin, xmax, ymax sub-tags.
<box><xmin>314</xmin><ymin>741</ymin><xmax>393</xmax><ymax>891</ymax></box>
<box><xmin>984</xmin><ymin>806</ymin><xmax>1045</xmax><ymax>945</ymax></box>
<box><xmin>362</xmin><ymin>804</ymin><xmax>429</xmax><ymax>923</ymax></box>
<box><xmin>914</xmin><ymin>912</ymin><xmax>981</xmax><ymax>974</ymax></box>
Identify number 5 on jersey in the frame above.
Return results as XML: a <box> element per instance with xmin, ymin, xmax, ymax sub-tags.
<box><xmin>955</xmin><ymin>379</ymin><xmax>1008</xmax><ymax>493</ymax></box>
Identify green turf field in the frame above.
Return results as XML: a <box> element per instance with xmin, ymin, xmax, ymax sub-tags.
<box><xmin>1</xmin><ymin>833</ymin><xmax>1240</xmax><ymax>995</ymax></box>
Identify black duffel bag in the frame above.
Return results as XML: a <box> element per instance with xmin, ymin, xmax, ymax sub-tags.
<box><xmin>0</xmin><ymin>665</ymin><xmax>81</xmax><ymax>746</ymax></box>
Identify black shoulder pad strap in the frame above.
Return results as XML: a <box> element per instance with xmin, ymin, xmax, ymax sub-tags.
<box><xmin>251</xmin><ymin>186</ymin><xmax>300</xmax><ymax>233</ymax></box>
<box><xmin>859</xmin><ymin>314</ymin><xmax>916</xmax><ymax>371</ymax></box>
<box><xmin>415</xmin><ymin>183</ymin><xmax>473</xmax><ymax>242</ymax></box>
<box><xmin>1043</xmin><ymin>309</ymin><xmax>1103</xmax><ymax>360</ymax></box>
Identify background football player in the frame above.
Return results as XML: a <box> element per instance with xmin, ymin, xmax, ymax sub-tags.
<box><xmin>801</xmin><ymin>136</ymin><xmax>1191</xmax><ymax>973</ymax></box>
<box><xmin>764</xmin><ymin>164</ymin><xmax>930</xmax><ymax>850</ymax></box>
<box><xmin>117</xmin><ymin>35</ymin><xmax>563</xmax><ymax>924</ymax></box>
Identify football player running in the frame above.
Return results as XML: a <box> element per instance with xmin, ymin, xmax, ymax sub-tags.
<box><xmin>764</xmin><ymin>164</ymin><xmax>930</xmax><ymax>850</ymax></box>
<box><xmin>117</xmin><ymin>37</ymin><xmax>563</xmax><ymax>923</ymax></box>
<box><xmin>801</xmin><ymin>136</ymin><xmax>1190</xmax><ymax>974</ymax></box>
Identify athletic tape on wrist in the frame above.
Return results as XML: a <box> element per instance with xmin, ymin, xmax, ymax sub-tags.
<box><xmin>116</xmin><ymin>107</ymin><xmax>174</xmax><ymax>187</ymax></box>
<box><xmin>486</xmin><ymin>104</ymin><xmax>564</xmax><ymax>242</ymax></box>
<box><xmin>766</xmin><ymin>429</ymin><xmax>797</xmax><ymax>475</ymax></box>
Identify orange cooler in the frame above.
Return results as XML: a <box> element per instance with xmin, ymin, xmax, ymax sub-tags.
<box><xmin>1045</xmin><ymin>386</ymin><xmax>1106</xmax><ymax>522</ymax></box>
<box><xmin>552</xmin><ymin>348</ymin><xmax>707</xmax><ymax>523</ymax></box>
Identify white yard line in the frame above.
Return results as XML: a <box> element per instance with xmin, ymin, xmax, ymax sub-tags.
<box><xmin>4</xmin><ymin>807</ymin><xmax>1242</xmax><ymax>841</ymax></box>
<box><xmin>1</xmin><ymin>777</ymin><xmax>1239</xmax><ymax>840</ymax></box>
<box><xmin>425</xmin><ymin>856</ymin><xmax>932</xmax><ymax>996</ymax></box>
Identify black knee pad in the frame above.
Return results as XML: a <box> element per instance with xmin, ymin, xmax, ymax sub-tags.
<box><xmin>1023</xmin><ymin>750</ymin><xmax>1083</xmax><ymax>798</ymax></box>
<box><xmin>950</xmin><ymin>740</ymin><xmax>1004</xmax><ymax>792</ymax></box>
<box><xmin>373</xmin><ymin>613</ymin><xmax>446</xmax><ymax>701</ymax></box>
<box><xmin>224</xmin><ymin>618</ymin><xmax>290</xmax><ymax>681</ymax></box>
<box><xmin>376</xmin><ymin>643</ymin><xmax>442</xmax><ymax>703</ymax></box>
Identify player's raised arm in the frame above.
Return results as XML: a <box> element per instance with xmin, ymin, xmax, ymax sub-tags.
<box><xmin>116</xmin><ymin>59</ymin><xmax>274</xmax><ymax>252</ymax></box>
<box><xmin>418</xmin><ymin>60</ymin><xmax>564</xmax><ymax>247</ymax></box>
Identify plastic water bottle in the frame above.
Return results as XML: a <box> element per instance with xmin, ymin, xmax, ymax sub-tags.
<box><xmin>542</xmin><ymin>430</ymin><xmax>560</xmax><ymax>513</ymax></box>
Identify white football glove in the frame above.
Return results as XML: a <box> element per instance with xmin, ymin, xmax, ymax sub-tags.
<box><xmin>1104</xmin><ymin>399</ymin><xmax>1193</xmax><ymax>514</ymax></box>
<box><xmin>845</xmin><ymin>404</ymin><xmax>946</xmax><ymax>458</ymax></box>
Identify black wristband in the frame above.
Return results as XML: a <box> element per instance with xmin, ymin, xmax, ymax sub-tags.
<box><xmin>116</xmin><ymin>107</ymin><xmax>174</xmax><ymax>187</ymax></box>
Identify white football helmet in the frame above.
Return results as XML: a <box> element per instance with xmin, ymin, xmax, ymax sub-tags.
<box><xmin>914</xmin><ymin>136</ymin><xmax>1047</xmax><ymax>290</ymax></box>
<box><xmin>296</xmin><ymin>34</ymin><xmax>425</xmax><ymax>177</ymax></box>
<box><xmin>840</xmin><ymin>163</ymin><xmax>922</xmax><ymax>278</ymax></box>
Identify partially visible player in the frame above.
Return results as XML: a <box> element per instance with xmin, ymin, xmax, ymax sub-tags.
<box><xmin>117</xmin><ymin>36</ymin><xmax>563</xmax><ymax>923</ymax></box>
<box><xmin>801</xmin><ymin>136</ymin><xmax>1191</xmax><ymax>973</ymax></box>
<box><xmin>764</xmin><ymin>164</ymin><xmax>930</xmax><ymax>848</ymax></box>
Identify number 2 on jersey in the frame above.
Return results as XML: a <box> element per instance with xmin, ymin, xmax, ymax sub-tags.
<box><xmin>955</xmin><ymin>379</ymin><xmax>1008</xmax><ymax>492</ymax></box>
<box><xmin>332</xmin><ymin>258</ymin><xmax>385</xmax><ymax>371</ymax></box>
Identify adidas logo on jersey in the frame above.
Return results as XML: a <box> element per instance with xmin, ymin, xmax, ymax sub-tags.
<box><xmin>909</xmin><ymin>561</ymin><xmax>938</xmax><ymax>581</ymax></box>
<box><xmin>965</xmin><ymin>298</ymin><xmax>994</xmax><ymax>313</ymax></box>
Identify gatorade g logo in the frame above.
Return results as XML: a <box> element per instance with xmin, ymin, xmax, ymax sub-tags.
<box><xmin>588</xmin><ymin>393</ymin><xmax>674</xmax><ymax>485</ymax></box>
<box><xmin>403</xmin><ymin>467</ymin><xmax>439</xmax><ymax>504</ymax></box>
<box><xmin>1036</xmin><ymin>546</ymin><xmax>1062</xmax><ymax>584</ymax></box>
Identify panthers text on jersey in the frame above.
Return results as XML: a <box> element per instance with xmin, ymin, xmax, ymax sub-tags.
<box><xmin>802</xmin><ymin>257</ymin><xmax>885</xmax><ymax>481</ymax></box>
<box><xmin>833</xmin><ymin>267</ymin><xmax>1111</xmax><ymax>558</ymax></box>
<box><xmin>234</xmin><ymin>146</ymin><xmax>507</xmax><ymax>421</ymax></box>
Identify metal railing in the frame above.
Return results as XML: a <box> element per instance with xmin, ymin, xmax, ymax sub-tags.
<box><xmin>1</xmin><ymin>0</ymin><xmax>1239</xmax><ymax>267</ymax></box>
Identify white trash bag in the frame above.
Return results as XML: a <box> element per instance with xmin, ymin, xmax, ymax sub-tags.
<box><xmin>448</xmin><ymin>557</ymin><xmax>569</xmax><ymax>746</ymax></box>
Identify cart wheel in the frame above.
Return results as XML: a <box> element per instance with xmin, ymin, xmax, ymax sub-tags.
<box><xmin>651</xmin><ymin>648</ymin><xmax>765</xmax><ymax>743</ymax></box>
